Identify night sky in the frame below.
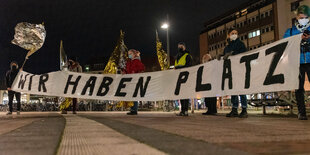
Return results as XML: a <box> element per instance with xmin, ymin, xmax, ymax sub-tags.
<box><xmin>0</xmin><ymin>0</ymin><xmax>245</xmax><ymax>76</ymax></box>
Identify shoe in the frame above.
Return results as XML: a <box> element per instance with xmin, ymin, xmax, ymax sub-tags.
<box><xmin>239</xmin><ymin>108</ymin><xmax>248</xmax><ymax>118</ymax></box>
<box><xmin>72</xmin><ymin>111</ymin><xmax>77</xmax><ymax>114</ymax></box>
<box><xmin>202</xmin><ymin>111</ymin><xmax>217</xmax><ymax>115</ymax></box>
<box><xmin>6</xmin><ymin>111</ymin><xmax>12</xmax><ymax>115</ymax></box>
<box><xmin>298</xmin><ymin>114</ymin><xmax>308</xmax><ymax>120</ymax></box>
<box><xmin>17</xmin><ymin>111</ymin><xmax>20</xmax><ymax>115</ymax></box>
<box><xmin>226</xmin><ymin>108</ymin><xmax>238</xmax><ymax>117</ymax></box>
<box><xmin>176</xmin><ymin>111</ymin><xmax>188</xmax><ymax>116</ymax></box>
<box><xmin>127</xmin><ymin>111</ymin><xmax>137</xmax><ymax>115</ymax></box>
<box><xmin>61</xmin><ymin>110</ymin><xmax>67</xmax><ymax>114</ymax></box>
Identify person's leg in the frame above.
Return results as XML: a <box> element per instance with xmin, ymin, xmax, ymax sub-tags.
<box><xmin>130</xmin><ymin>101</ymin><xmax>138</xmax><ymax>112</ymax></box>
<box><xmin>239</xmin><ymin>95</ymin><xmax>248</xmax><ymax>118</ymax></box>
<box><xmin>296</xmin><ymin>64</ymin><xmax>307</xmax><ymax>120</ymax></box>
<box><xmin>7</xmin><ymin>91</ymin><xmax>14</xmax><ymax>114</ymax></box>
<box><xmin>15</xmin><ymin>92</ymin><xmax>21</xmax><ymax>111</ymax></box>
<box><xmin>210</xmin><ymin>97</ymin><xmax>217</xmax><ymax>113</ymax></box>
<box><xmin>226</xmin><ymin>95</ymin><xmax>239</xmax><ymax>117</ymax></box>
<box><xmin>72</xmin><ymin>98</ymin><xmax>77</xmax><ymax>114</ymax></box>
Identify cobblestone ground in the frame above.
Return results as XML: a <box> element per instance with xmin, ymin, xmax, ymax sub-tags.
<box><xmin>0</xmin><ymin>111</ymin><xmax>309</xmax><ymax>155</ymax></box>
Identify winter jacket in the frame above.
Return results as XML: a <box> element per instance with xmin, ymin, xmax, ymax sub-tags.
<box><xmin>6</xmin><ymin>69</ymin><xmax>19</xmax><ymax>88</ymax></box>
<box><xmin>224</xmin><ymin>38</ymin><xmax>247</xmax><ymax>56</ymax></box>
<box><xmin>125</xmin><ymin>59</ymin><xmax>145</xmax><ymax>74</ymax></box>
<box><xmin>283</xmin><ymin>25</ymin><xmax>310</xmax><ymax>64</ymax></box>
<box><xmin>175</xmin><ymin>50</ymin><xmax>192</xmax><ymax>69</ymax></box>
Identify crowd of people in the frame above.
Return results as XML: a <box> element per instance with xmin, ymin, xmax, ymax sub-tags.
<box><xmin>4</xmin><ymin>5</ymin><xmax>310</xmax><ymax>120</ymax></box>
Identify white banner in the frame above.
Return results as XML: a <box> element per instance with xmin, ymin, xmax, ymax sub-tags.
<box><xmin>12</xmin><ymin>35</ymin><xmax>301</xmax><ymax>101</ymax></box>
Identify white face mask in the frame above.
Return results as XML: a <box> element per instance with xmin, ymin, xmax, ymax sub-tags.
<box><xmin>230</xmin><ymin>34</ymin><xmax>238</xmax><ymax>41</ymax></box>
<box><xmin>298</xmin><ymin>18</ymin><xmax>309</xmax><ymax>26</ymax></box>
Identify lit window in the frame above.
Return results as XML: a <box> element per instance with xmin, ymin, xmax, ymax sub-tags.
<box><xmin>253</xmin><ymin>31</ymin><xmax>257</xmax><ymax>37</ymax></box>
<box><xmin>248</xmin><ymin>32</ymin><xmax>253</xmax><ymax>38</ymax></box>
<box><xmin>256</xmin><ymin>30</ymin><xmax>260</xmax><ymax>36</ymax></box>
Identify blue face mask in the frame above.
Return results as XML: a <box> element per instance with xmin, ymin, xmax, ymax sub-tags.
<box><xmin>128</xmin><ymin>55</ymin><xmax>133</xmax><ymax>59</ymax></box>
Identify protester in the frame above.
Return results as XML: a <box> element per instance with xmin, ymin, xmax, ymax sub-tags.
<box><xmin>123</xmin><ymin>49</ymin><xmax>145</xmax><ymax>115</ymax></box>
<box><xmin>201</xmin><ymin>54</ymin><xmax>217</xmax><ymax>115</ymax></box>
<box><xmin>220</xmin><ymin>28</ymin><xmax>248</xmax><ymax>118</ymax></box>
<box><xmin>61</xmin><ymin>57</ymin><xmax>82</xmax><ymax>114</ymax></box>
<box><xmin>5</xmin><ymin>61</ymin><xmax>21</xmax><ymax>115</ymax></box>
<box><xmin>284</xmin><ymin>5</ymin><xmax>310</xmax><ymax>120</ymax></box>
<box><xmin>174</xmin><ymin>42</ymin><xmax>192</xmax><ymax>116</ymax></box>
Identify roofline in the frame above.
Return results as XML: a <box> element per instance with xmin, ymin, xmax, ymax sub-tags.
<box><xmin>202</xmin><ymin>0</ymin><xmax>276</xmax><ymax>32</ymax></box>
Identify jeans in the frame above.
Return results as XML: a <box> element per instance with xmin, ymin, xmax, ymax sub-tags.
<box><xmin>231</xmin><ymin>95</ymin><xmax>247</xmax><ymax>109</ymax></box>
<box><xmin>8</xmin><ymin>91</ymin><xmax>21</xmax><ymax>112</ymax></box>
<box><xmin>295</xmin><ymin>63</ymin><xmax>310</xmax><ymax>115</ymax></box>
<box><xmin>130</xmin><ymin>101</ymin><xmax>138</xmax><ymax>112</ymax></box>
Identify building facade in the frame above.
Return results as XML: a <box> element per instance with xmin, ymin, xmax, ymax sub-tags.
<box><xmin>200</xmin><ymin>0</ymin><xmax>310</xmax><ymax>60</ymax></box>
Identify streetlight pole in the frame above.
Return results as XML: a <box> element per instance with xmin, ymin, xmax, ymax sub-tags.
<box><xmin>161</xmin><ymin>14</ymin><xmax>170</xmax><ymax>68</ymax></box>
<box><xmin>166</xmin><ymin>15</ymin><xmax>170</xmax><ymax>68</ymax></box>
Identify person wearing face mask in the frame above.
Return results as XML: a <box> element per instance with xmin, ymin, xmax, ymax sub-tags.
<box><xmin>5</xmin><ymin>61</ymin><xmax>21</xmax><ymax>115</ymax></box>
<box><xmin>220</xmin><ymin>28</ymin><xmax>248</xmax><ymax>118</ymax></box>
<box><xmin>174</xmin><ymin>42</ymin><xmax>192</xmax><ymax>116</ymax></box>
<box><xmin>124</xmin><ymin>49</ymin><xmax>145</xmax><ymax>115</ymax></box>
<box><xmin>284</xmin><ymin>5</ymin><xmax>310</xmax><ymax>120</ymax></box>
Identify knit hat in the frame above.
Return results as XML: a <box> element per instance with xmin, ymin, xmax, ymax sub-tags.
<box><xmin>296</xmin><ymin>5</ymin><xmax>310</xmax><ymax>16</ymax></box>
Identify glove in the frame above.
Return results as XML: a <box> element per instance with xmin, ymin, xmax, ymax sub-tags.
<box><xmin>223</xmin><ymin>52</ymin><xmax>233</xmax><ymax>60</ymax></box>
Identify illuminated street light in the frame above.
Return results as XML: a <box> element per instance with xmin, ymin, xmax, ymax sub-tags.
<box><xmin>161</xmin><ymin>23</ymin><xmax>169</xmax><ymax>29</ymax></box>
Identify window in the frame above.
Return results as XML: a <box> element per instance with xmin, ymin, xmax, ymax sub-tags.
<box><xmin>248</xmin><ymin>32</ymin><xmax>253</xmax><ymax>38</ymax></box>
<box><xmin>248</xmin><ymin>29</ymin><xmax>261</xmax><ymax>38</ymax></box>
<box><xmin>261</xmin><ymin>13</ymin><xmax>265</xmax><ymax>18</ymax></box>
<box><xmin>291</xmin><ymin>1</ymin><xmax>300</xmax><ymax>11</ymax></box>
<box><xmin>262</xmin><ymin>28</ymin><xmax>265</xmax><ymax>33</ymax></box>
<box><xmin>266</xmin><ymin>27</ymin><xmax>270</xmax><ymax>32</ymax></box>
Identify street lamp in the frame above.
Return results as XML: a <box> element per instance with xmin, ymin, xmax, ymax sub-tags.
<box><xmin>161</xmin><ymin>21</ymin><xmax>170</xmax><ymax>67</ymax></box>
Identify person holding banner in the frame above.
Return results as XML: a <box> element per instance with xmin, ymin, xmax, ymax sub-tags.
<box><xmin>175</xmin><ymin>42</ymin><xmax>192</xmax><ymax>116</ymax></box>
<box><xmin>201</xmin><ymin>54</ymin><xmax>217</xmax><ymax>115</ymax></box>
<box><xmin>221</xmin><ymin>28</ymin><xmax>249</xmax><ymax>118</ymax></box>
<box><xmin>5</xmin><ymin>61</ymin><xmax>21</xmax><ymax>115</ymax></box>
<box><xmin>284</xmin><ymin>5</ymin><xmax>310</xmax><ymax>120</ymax></box>
<box><xmin>61</xmin><ymin>57</ymin><xmax>83</xmax><ymax>114</ymax></box>
<box><xmin>124</xmin><ymin>49</ymin><xmax>145</xmax><ymax>115</ymax></box>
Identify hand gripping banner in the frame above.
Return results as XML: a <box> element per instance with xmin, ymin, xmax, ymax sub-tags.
<box><xmin>12</xmin><ymin>35</ymin><xmax>301</xmax><ymax>101</ymax></box>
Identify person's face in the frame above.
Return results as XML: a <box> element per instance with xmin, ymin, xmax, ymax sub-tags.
<box><xmin>178</xmin><ymin>45</ymin><xmax>185</xmax><ymax>51</ymax></box>
<box><xmin>228</xmin><ymin>30</ymin><xmax>238</xmax><ymax>38</ymax></box>
<box><xmin>297</xmin><ymin>13</ymin><xmax>308</xmax><ymax>20</ymax></box>
<box><xmin>128</xmin><ymin>51</ymin><xmax>134</xmax><ymax>59</ymax></box>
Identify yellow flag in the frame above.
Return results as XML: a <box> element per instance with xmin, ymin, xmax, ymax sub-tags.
<box><xmin>156</xmin><ymin>30</ymin><xmax>169</xmax><ymax>70</ymax></box>
<box><xmin>103</xmin><ymin>30</ymin><xmax>128</xmax><ymax>74</ymax></box>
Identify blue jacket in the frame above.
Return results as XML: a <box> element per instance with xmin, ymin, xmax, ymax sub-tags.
<box><xmin>283</xmin><ymin>26</ymin><xmax>310</xmax><ymax>64</ymax></box>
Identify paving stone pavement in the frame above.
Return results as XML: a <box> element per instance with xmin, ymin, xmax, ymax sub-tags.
<box><xmin>0</xmin><ymin>112</ymin><xmax>65</xmax><ymax>155</ymax></box>
<box><xmin>58</xmin><ymin>114</ymin><xmax>165</xmax><ymax>155</ymax></box>
<box><xmin>0</xmin><ymin>111</ymin><xmax>310</xmax><ymax>155</ymax></box>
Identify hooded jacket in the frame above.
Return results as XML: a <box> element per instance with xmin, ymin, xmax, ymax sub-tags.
<box><xmin>284</xmin><ymin>25</ymin><xmax>310</xmax><ymax>64</ymax></box>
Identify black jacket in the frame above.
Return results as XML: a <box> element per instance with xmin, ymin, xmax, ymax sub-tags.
<box><xmin>175</xmin><ymin>50</ymin><xmax>192</xmax><ymax>69</ymax></box>
<box><xmin>224</xmin><ymin>38</ymin><xmax>247</xmax><ymax>55</ymax></box>
<box><xmin>6</xmin><ymin>69</ymin><xmax>19</xmax><ymax>88</ymax></box>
